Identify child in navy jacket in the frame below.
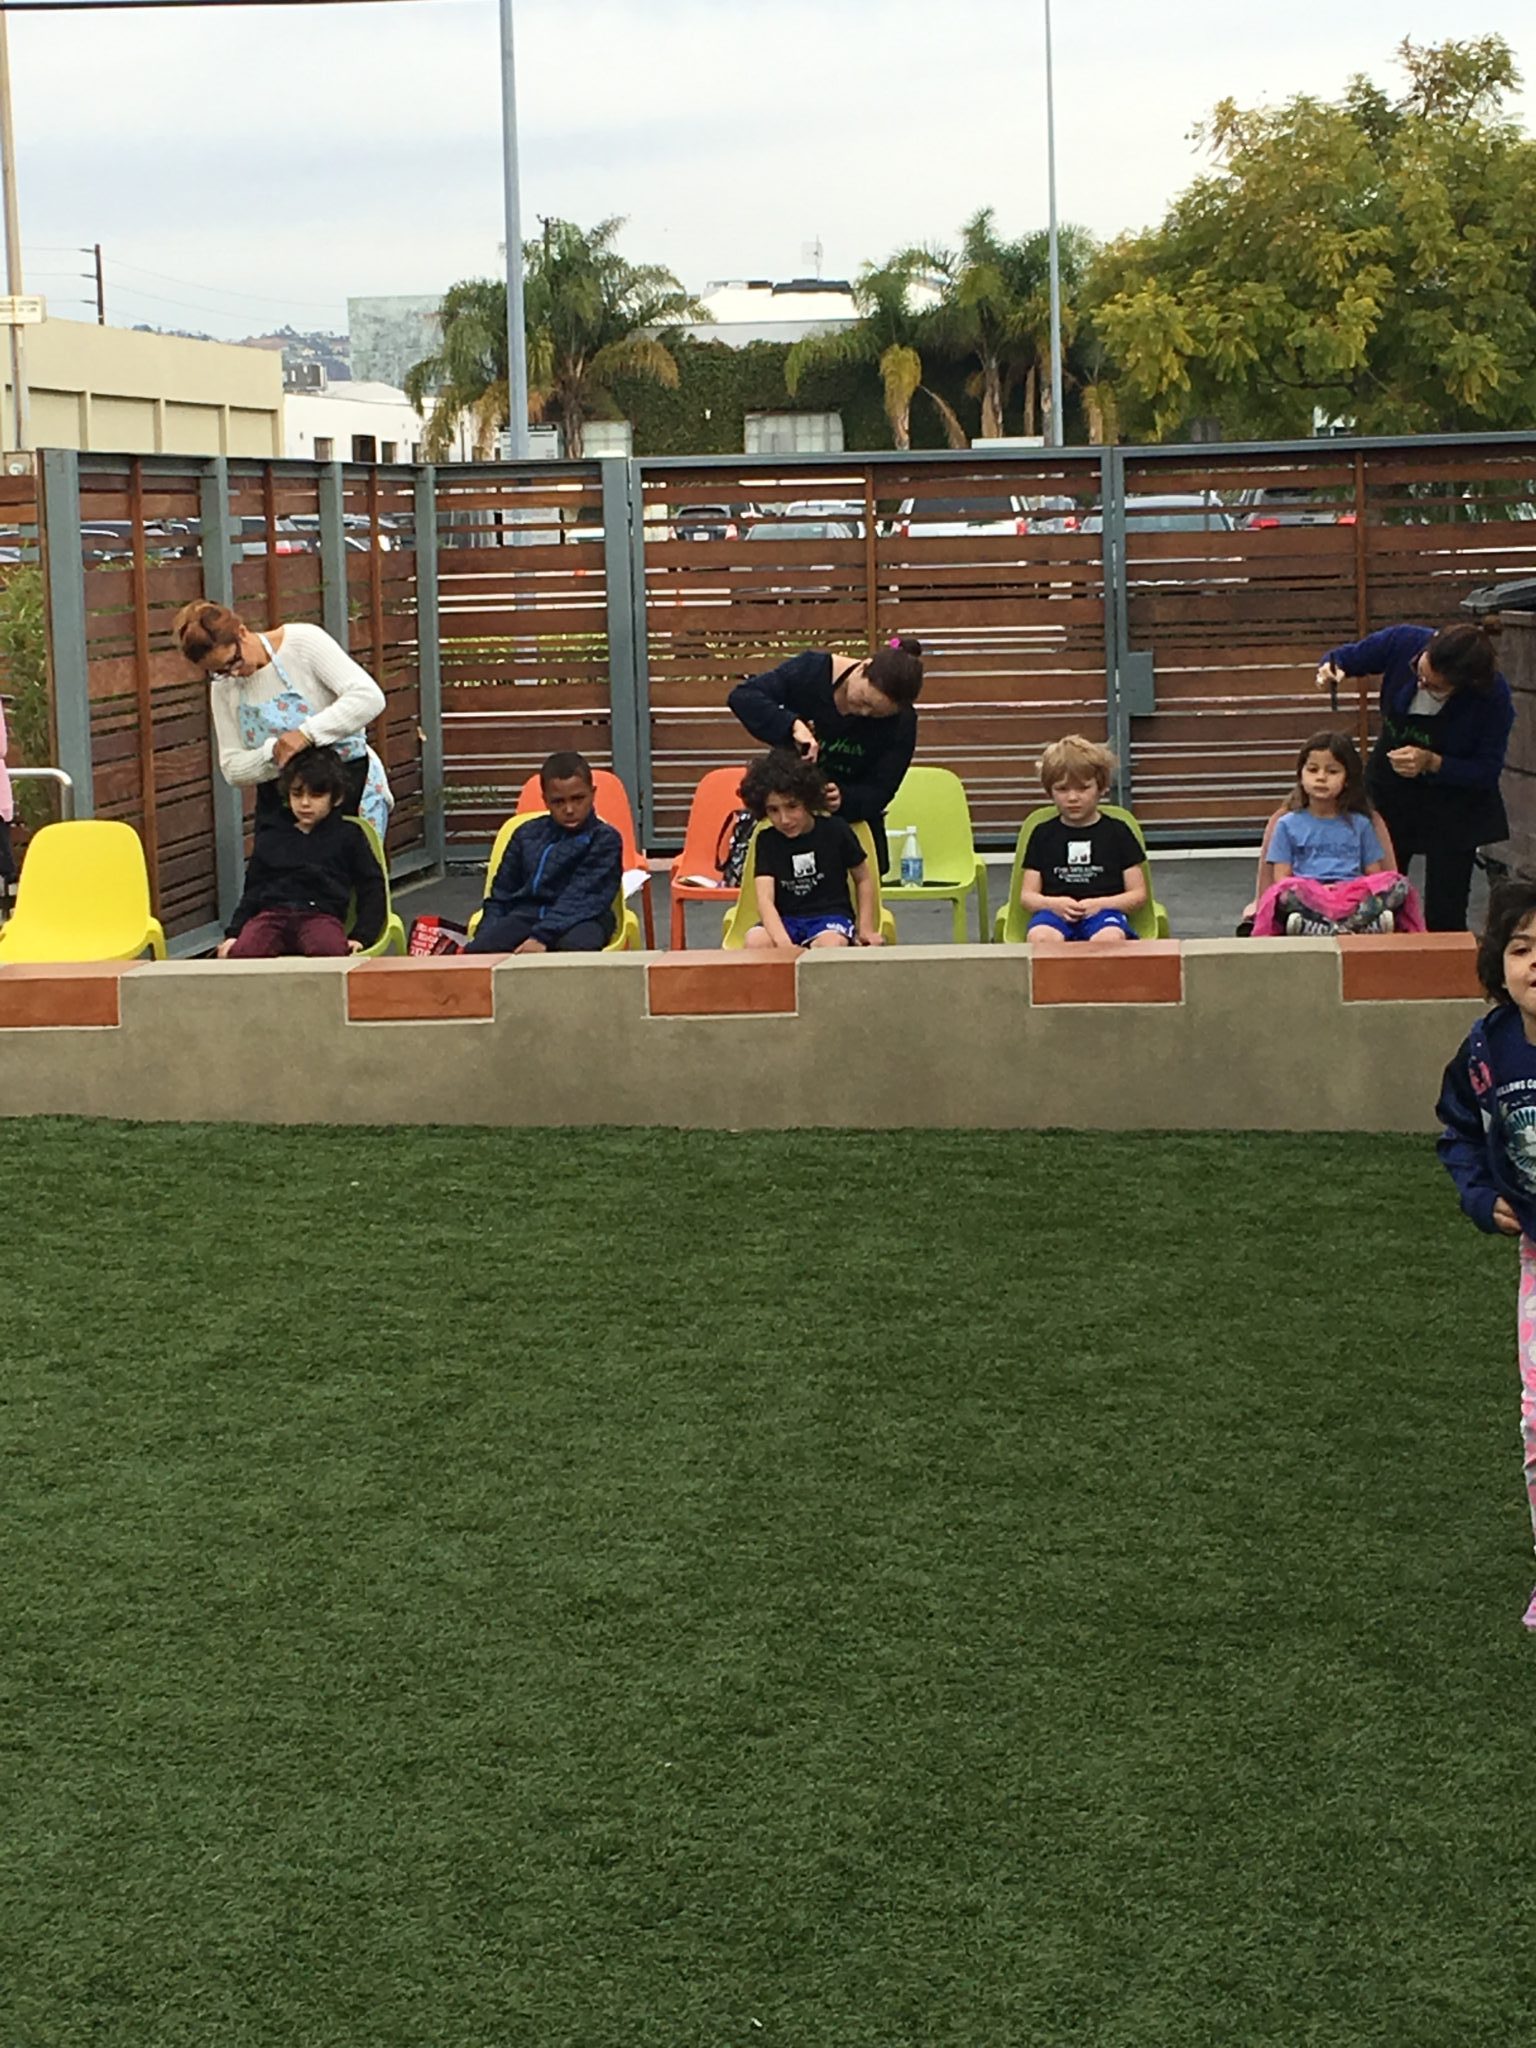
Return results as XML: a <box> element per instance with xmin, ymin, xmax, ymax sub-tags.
<box><xmin>1437</xmin><ymin>878</ymin><xmax>1536</xmax><ymax>1628</ymax></box>
<box><xmin>468</xmin><ymin>751</ymin><xmax>623</xmax><ymax>954</ymax></box>
<box><xmin>1318</xmin><ymin>622</ymin><xmax>1512</xmax><ymax>931</ymax></box>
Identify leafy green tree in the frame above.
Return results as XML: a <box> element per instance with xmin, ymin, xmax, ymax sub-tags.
<box><xmin>784</xmin><ymin>256</ymin><xmax>965</xmax><ymax>450</ymax></box>
<box><xmin>914</xmin><ymin>209</ymin><xmax>1097</xmax><ymax>441</ymax></box>
<box><xmin>1088</xmin><ymin>36</ymin><xmax>1536</xmax><ymax>439</ymax></box>
<box><xmin>406</xmin><ymin>219</ymin><xmax>706</xmax><ymax>459</ymax></box>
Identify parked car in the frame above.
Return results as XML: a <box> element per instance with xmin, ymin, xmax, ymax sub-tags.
<box><xmin>782</xmin><ymin>498</ymin><xmax>865</xmax><ymax>535</ymax></box>
<box><xmin>745</xmin><ymin>519</ymin><xmax>856</xmax><ymax>544</ymax></box>
<box><xmin>895</xmin><ymin>491</ymin><xmax>1028</xmax><ymax>537</ymax></box>
<box><xmin>1237</xmin><ymin>486</ymin><xmax>1354</xmax><ymax>528</ymax></box>
<box><xmin>1081</xmin><ymin>494</ymin><xmax>1235</xmax><ymax>534</ymax></box>
<box><xmin>673</xmin><ymin>503</ymin><xmax>742</xmax><ymax>542</ymax></box>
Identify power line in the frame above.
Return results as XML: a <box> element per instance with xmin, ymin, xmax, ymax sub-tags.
<box><xmin>106</xmin><ymin>256</ymin><xmax>347</xmax><ymax>311</ymax></box>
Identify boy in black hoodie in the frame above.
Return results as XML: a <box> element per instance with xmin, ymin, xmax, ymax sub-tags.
<box><xmin>218</xmin><ymin>746</ymin><xmax>384</xmax><ymax>958</ymax></box>
<box><xmin>1437</xmin><ymin>879</ymin><xmax>1536</xmax><ymax>1628</ymax></box>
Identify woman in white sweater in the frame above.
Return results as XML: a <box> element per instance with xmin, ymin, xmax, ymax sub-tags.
<box><xmin>173</xmin><ymin>601</ymin><xmax>394</xmax><ymax>835</ymax></box>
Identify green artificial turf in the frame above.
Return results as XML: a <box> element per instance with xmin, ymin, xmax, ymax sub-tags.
<box><xmin>2</xmin><ymin>1119</ymin><xmax>1533</xmax><ymax>2047</ymax></box>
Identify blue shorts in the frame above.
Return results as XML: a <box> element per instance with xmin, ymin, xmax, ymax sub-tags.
<box><xmin>1027</xmin><ymin>908</ymin><xmax>1136</xmax><ymax>941</ymax></box>
<box><xmin>781</xmin><ymin>912</ymin><xmax>856</xmax><ymax>946</ymax></box>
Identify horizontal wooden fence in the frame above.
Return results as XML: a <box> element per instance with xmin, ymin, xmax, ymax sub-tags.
<box><xmin>13</xmin><ymin>435</ymin><xmax>1536</xmax><ymax>946</ymax></box>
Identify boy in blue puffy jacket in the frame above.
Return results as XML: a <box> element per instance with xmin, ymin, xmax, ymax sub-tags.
<box><xmin>1437</xmin><ymin>879</ymin><xmax>1536</xmax><ymax>1629</ymax></box>
<box><xmin>468</xmin><ymin>751</ymin><xmax>623</xmax><ymax>954</ymax></box>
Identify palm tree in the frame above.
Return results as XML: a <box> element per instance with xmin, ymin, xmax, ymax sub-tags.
<box><xmin>406</xmin><ymin>218</ymin><xmax>706</xmax><ymax>459</ymax></box>
<box><xmin>784</xmin><ymin>255</ymin><xmax>966</xmax><ymax>450</ymax></box>
<box><xmin>404</xmin><ymin>279</ymin><xmax>508</xmax><ymax>460</ymax></box>
<box><xmin>524</xmin><ymin>217</ymin><xmax>707</xmax><ymax>458</ymax></box>
<box><xmin>914</xmin><ymin>210</ymin><xmax>1096</xmax><ymax>442</ymax></box>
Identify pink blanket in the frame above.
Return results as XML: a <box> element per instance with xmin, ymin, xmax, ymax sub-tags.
<box><xmin>1251</xmin><ymin>870</ymin><xmax>1424</xmax><ymax>936</ymax></box>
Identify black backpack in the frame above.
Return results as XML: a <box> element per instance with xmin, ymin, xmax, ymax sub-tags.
<box><xmin>715</xmin><ymin>809</ymin><xmax>756</xmax><ymax>888</ymax></box>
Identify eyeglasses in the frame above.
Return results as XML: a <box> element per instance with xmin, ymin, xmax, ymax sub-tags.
<box><xmin>205</xmin><ymin>644</ymin><xmax>244</xmax><ymax>679</ymax></box>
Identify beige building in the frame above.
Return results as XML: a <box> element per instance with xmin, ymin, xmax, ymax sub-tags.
<box><xmin>1</xmin><ymin>316</ymin><xmax>282</xmax><ymax>457</ymax></box>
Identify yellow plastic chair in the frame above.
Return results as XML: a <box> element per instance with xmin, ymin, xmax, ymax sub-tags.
<box><xmin>0</xmin><ymin>819</ymin><xmax>167</xmax><ymax>962</ymax></box>
<box><xmin>881</xmin><ymin>766</ymin><xmax>990</xmax><ymax>942</ymax></box>
<box><xmin>994</xmin><ymin>802</ymin><xmax>1169</xmax><ymax>943</ymax></box>
<box><xmin>722</xmin><ymin>817</ymin><xmax>898</xmax><ymax>948</ymax></box>
<box><xmin>349</xmin><ymin>817</ymin><xmax>408</xmax><ymax>957</ymax></box>
<box><xmin>467</xmin><ymin>811</ymin><xmax>639</xmax><ymax>951</ymax></box>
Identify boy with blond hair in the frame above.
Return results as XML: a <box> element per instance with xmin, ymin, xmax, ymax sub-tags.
<box><xmin>1019</xmin><ymin>736</ymin><xmax>1147</xmax><ymax>944</ymax></box>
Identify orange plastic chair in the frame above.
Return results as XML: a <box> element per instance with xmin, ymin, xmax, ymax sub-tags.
<box><xmin>666</xmin><ymin>764</ymin><xmax>749</xmax><ymax>950</ymax></box>
<box><xmin>516</xmin><ymin>767</ymin><xmax>655</xmax><ymax>948</ymax></box>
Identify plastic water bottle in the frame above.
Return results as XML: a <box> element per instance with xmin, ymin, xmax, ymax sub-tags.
<box><xmin>900</xmin><ymin>825</ymin><xmax>924</xmax><ymax>886</ymax></box>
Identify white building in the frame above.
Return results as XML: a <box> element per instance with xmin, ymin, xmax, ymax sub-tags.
<box><xmin>283</xmin><ymin>376</ymin><xmax>425</xmax><ymax>463</ymax></box>
<box><xmin>684</xmin><ymin>278</ymin><xmax>858</xmax><ymax>347</ymax></box>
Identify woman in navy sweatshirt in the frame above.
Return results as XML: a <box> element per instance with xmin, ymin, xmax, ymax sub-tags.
<box><xmin>728</xmin><ymin>637</ymin><xmax>924</xmax><ymax>874</ymax></box>
<box><xmin>1317</xmin><ymin>622</ymin><xmax>1513</xmax><ymax>930</ymax></box>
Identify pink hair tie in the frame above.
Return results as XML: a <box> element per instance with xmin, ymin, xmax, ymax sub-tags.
<box><xmin>887</xmin><ymin>635</ymin><xmax>902</xmax><ymax>648</ymax></box>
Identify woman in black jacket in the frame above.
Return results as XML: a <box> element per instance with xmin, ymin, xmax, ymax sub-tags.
<box><xmin>1316</xmin><ymin>621</ymin><xmax>1514</xmax><ymax>930</ymax></box>
<box><xmin>728</xmin><ymin>637</ymin><xmax>924</xmax><ymax>873</ymax></box>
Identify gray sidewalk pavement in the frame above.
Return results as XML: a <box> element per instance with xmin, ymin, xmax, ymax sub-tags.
<box><xmin>396</xmin><ymin>845</ymin><xmax>1486</xmax><ymax>947</ymax></box>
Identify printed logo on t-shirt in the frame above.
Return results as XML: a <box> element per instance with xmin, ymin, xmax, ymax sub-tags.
<box><xmin>1067</xmin><ymin>840</ymin><xmax>1091</xmax><ymax>867</ymax></box>
<box><xmin>792</xmin><ymin>852</ymin><xmax>817</xmax><ymax>878</ymax></box>
<box><xmin>1500</xmin><ymin>1078</ymin><xmax>1536</xmax><ymax>1196</ymax></box>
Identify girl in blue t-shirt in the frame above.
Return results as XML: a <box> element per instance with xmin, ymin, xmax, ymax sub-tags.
<box><xmin>1251</xmin><ymin>730</ymin><xmax>1423</xmax><ymax>936</ymax></box>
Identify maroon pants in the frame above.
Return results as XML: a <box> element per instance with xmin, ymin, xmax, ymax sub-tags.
<box><xmin>229</xmin><ymin>909</ymin><xmax>350</xmax><ymax>958</ymax></box>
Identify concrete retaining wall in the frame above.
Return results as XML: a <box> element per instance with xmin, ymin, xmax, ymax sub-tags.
<box><xmin>0</xmin><ymin>936</ymin><xmax>1488</xmax><ymax>1133</ymax></box>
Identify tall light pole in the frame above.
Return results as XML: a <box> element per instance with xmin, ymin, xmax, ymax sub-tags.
<box><xmin>499</xmin><ymin>0</ymin><xmax>529</xmax><ymax>458</ymax></box>
<box><xmin>1044</xmin><ymin>0</ymin><xmax>1063</xmax><ymax>448</ymax></box>
<box><xmin>0</xmin><ymin>11</ymin><xmax>29</xmax><ymax>450</ymax></box>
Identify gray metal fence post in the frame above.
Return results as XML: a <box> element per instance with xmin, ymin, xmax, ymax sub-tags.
<box><xmin>319</xmin><ymin>460</ymin><xmax>349</xmax><ymax>648</ymax></box>
<box><xmin>627</xmin><ymin>459</ymin><xmax>654</xmax><ymax>847</ymax></box>
<box><xmin>1102</xmin><ymin>443</ymin><xmax>1132</xmax><ymax>808</ymax></box>
<box><xmin>199</xmin><ymin>455</ymin><xmax>245</xmax><ymax>921</ymax></box>
<box><xmin>601</xmin><ymin>456</ymin><xmax>649</xmax><ymax>837</ymax></box>
<box><xmin>414</xmin><ymin>464</ymin><xmax>445</xmax><ymax>870</ymax></box>
<box><xmin>40</xmin><ymin>447</ymin><xmax>93</xmax><ymax>816</ymax></box>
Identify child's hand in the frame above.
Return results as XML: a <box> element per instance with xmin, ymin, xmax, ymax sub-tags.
<box><xmin>347</xmin><ymin>939</ymin><xmax>363</xmax><ymax>953</ymax></box>
<box><xmin>1493</xmin><ymin>1197</ymin><xmax>1522</xmax><ymax>1236</ymax></box>
<box><xmin>857</xmin><ymin>926</ymin><xmax>884</xmax><ymax>947</ymax></box>
<box><xmin>1316</xmin><ymin>660</ymin><xmax>1345</xmax><ymax>691</ymax></box>
<box><xmin>1057</xmin><ymin>897</ymin><xmax>1086</xmax><ymax>921</ymax></box>
<box><xmin>513</xmin><ymin>937</ymin><xmax>548</xmax><ymax>956</ymax></box>
<box><xmin>215</xmin><ymin>938</ymin><xmax>235</xmax><ymax>959</ymax></box>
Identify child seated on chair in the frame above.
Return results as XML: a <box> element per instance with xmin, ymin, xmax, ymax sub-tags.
<box><xmin>218</xmin><ymin>746</ymin><xmax>383</xmax><ymax>958</ymax></box>
<box><xmin>1249</xmin><ymin>730</ymin><xmax>1422</xmax><ymax>937</ymax></box>
<box><xmin>1020</xmin><ymin>736</ymin><xmax>1147</xmax><ymax>945</ymax></box>
<box><xmin>740</xmin><ymin>749</ymin><xmax>883</xmax><ymax>950</ymax></box>
<box><xmin>468</xmin><ymin>750</ymin><xmax>623</xmax><ymax>955</ymax></box>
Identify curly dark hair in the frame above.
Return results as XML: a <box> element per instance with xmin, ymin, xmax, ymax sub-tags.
<box><xmin>1477</xmin><ymin>879</ymin><xmax>1536</xmax><ymax>1002</ymax></box>
<box><xmin>280</xmin><ymin>744</ymin><xmax>349</xmax><ymax>806</ymax></box>
<box><xmin>738</xmin><ymin>749</ymin><xmax>828</xmax><ymax>819</ymax></box>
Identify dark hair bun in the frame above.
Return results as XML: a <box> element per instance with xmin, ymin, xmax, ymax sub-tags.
<box><xmin>891</xmin><ymin>635</ymin><xmax>922</xmax><ymax>658</ymax></box>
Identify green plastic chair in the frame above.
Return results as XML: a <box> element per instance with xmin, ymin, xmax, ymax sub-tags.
<box><xmin>880</xmin><ymin>766</ymin><xmax>990</xmax><ymax>942</ymax></box>
<box><xmin>722</xmin><ymin>817</ymin><xmax>898</xmax><ymax>948</ymax></box>
<box><xmin>350</xmin><ymin>816</ymin><xmax>408</xmax><ymax>957</ymax></box>
<box><xmin>994</xmin><ymin>802</ymin><xmax>1170</xmax><ymax>943</ymax></box>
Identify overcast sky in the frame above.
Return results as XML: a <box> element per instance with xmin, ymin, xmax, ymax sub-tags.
<box><xmin>12</xmin><ymin>0</ymin><xmax>1535</xmax><ymax>341</ymax></box>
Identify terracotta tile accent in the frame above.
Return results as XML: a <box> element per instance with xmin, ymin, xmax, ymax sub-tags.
<box><xmin>0</xmin><ymin>961</ymin><xmax>135</xmax><ymax>1028</ymax></box>
<box><xmin>647</xmin><ymin>955</ymin><xmax>798</xmax><ymax>1017</ymax></box>
<box><xmin>1030</xmin><ymin>939</ymin><xmax>1184</xmax><ymax>1006</ymax></box>
<box><xmin>347</xmin><ymin>958</ymin><xmax>498</xmax><ymax>1022</ymax></box>
<box><xmin>1338</xmin><ymin>931</ymin><xmax>1482</xmax><ymax>1002</ymax></box>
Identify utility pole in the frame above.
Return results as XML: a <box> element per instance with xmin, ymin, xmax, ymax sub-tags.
<box><xmin>93</xmin><ymin>242</ymin><xmax>105</xmax><ymax>324</ymax></box>
<box><xmin>0</xmin><ymin>11</ymin><xmax>28</xmax><ymax>449</ymax></box>
<box><xmin>499</xmin><ymin>0</ymin><xmax>529</xmax><ymax>458</ymax></box>
<box><xmin>1044</xmin><ymin>0</ymin><xmax>1064</xmax><ymax>448</ymax></box>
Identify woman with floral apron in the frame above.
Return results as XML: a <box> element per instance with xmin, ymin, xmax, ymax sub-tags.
<box><xmin>173</xmin><ymin>602</ymin><xmax>393</xmax><ymax>836</ymax></box>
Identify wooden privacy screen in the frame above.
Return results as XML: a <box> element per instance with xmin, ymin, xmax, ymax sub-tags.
<box><xmin>343</xmin><ymin>467</ymin><xmax>424</xmax><ymax>858</ymax></box>
<box><xmin>1120</xmin><ymin>444</ymin><xmax>1536</xmax><ymax>829</ymax></box>
<box><xmin>49</xmin><ymin>457</ymin><xmax>426</xmax><ymax>938</ymax></box>
<box><xmin>640</xmin><ymin>457</ymin><xmax>1109</xmax><ymax>844</ymax></box>
<box><xmin>435</xmin><ymin>465</ymin><xmax>611</xmax><ymax>849</ymax></box>
<box><xmin>73</xmin><ymin>458</ymin><xmax>220</xmax><ymax>935</ymax></box>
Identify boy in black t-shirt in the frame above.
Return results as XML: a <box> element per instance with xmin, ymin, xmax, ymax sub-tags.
<box><xmin>1020</xmin><ymin>736</ymin><xmax>1147</xmax><ymax>944</ymax></box>
<box><xmin>739</xmin><ymin>750</ymin><xmax>882</xmax><ymax>950</ymax></box>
